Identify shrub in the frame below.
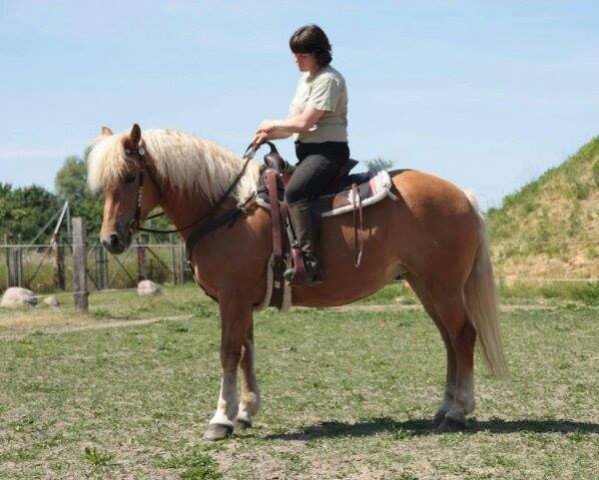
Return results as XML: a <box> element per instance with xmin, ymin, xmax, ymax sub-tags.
<box><xmin>573</xmin><ymin>182</ymin><xmax>590</xmax><ymax>200</ymax></box>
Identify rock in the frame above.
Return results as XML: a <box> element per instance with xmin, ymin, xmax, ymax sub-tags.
<box><xmin>1</xmin><ymin>287</ymin><xmax>38</xmax><ymax>308</ymax></box>
<box><xmin>137</xmin><ymin>280</ymin><xmax>161</xmax><ymax>296</ymax></box>
<box><xmin>43</xmin><ymin>296</ymin><xmax>60</xmax><ymax>308</ymax></box>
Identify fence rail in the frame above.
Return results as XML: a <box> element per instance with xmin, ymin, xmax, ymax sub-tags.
<box><xmin>1</xmin><ymin>227</ymin><xmax>192</xmax><ymax>297</ymax></box>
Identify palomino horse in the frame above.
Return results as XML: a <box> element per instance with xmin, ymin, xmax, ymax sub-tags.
<box><xmin>89</xmin><ymin>124</ymin><xmax>506</xmax><ymax>441</ymax></box>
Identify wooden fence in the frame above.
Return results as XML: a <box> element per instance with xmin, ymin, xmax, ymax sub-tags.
<box><xmin>1</xmin><ymin>218</ymin><xmax>193</xmax><ymax>309</ymax></box>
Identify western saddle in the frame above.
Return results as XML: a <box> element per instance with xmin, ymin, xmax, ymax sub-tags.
<box><xmin>258</xmin><ymin>142</ymin><xmax>375</xmax><ymax>305</ymax></box>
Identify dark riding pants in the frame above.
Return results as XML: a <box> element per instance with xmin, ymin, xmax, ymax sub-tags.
<box><xmin>284</xmin><ymin>141</ymin><xmax>350</xmax><ymax>205</ymax></box>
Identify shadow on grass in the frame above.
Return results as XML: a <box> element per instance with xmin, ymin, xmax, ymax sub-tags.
<box><xmin>265</xmin><ymin>417</ymin><xmax>599</xmax><ymax>441</ymax></box>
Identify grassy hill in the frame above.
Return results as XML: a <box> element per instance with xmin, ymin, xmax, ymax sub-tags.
<box><xmin>488</xmin><ymin>136</ymin><xmax>599</xmax><ymax>282</ymax></box>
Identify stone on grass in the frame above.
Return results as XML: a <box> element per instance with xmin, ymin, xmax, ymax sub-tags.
<box><xmin>137</xmin><ymin>280</ymin><xmax>162</xmax><ymax>296</ymax></box>
<box><xmin>1</xmin><ymin>287</ymin><xmax>38</xmax><ymax>308</ymax></box>
<box><xmin>43</xmin><ymin>296</ymin><xmax>60</xmax><ymax>308</ymax></box>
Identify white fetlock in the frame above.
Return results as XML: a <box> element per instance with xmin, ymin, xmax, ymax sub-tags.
<box><xmin>236</xmin><ymin>392</ymin><xmax>260</xmax><ymax>428</ymax></box>
<box><xmin>209</xmin><ymin>410</ymin><xmax>236</xmax><ymax>430</ymax></box>
<box><xmin>235</xmin><ymin>409</ymin><xmax>253</xmax><ymax>429</ymax></box>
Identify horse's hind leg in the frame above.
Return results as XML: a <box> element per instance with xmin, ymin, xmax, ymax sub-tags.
<box><xmin>406</xmin><ymin>274</ymin><xmax>457</xmax><ymax>427</ymax></box>
<box><xmin>430</xmin><ymin>291</ymin><xmax>477</xmax><ymax>432</ymax></box>
<box><xmin>236</xmin><ymin>320</ymin><xmax>261</xmax><ymax>428</ymax></box>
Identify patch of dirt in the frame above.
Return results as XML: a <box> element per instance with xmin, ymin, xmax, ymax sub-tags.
<box><xmin>0</xmin><ymin>314</ymin><xmax>193</xmax><ymax>339</ymax></box>
<box><xmin>0</xmin><ymin>301</ymin><xmax>559</xmax><ymax>340</ymax></box>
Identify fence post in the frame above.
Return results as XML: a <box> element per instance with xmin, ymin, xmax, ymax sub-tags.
<box><xmin>72</xmin><ymin>217</ymin><xmax>88</xmax><ymax>312</ymax></box>
<box><xmin>94</xmin><ymin>244</ymin><xmax>100</xmax><ymax>289</ymax></box>
<box><xmin>170</xmin><ymin>233</ymin><xmax>178</xmax><ymax>285</ymax></box>
<box><xmin>52</xmin><ymin>233</ymin><xmax>66</xmax><ymax>290</ymax></box>
<box><xmin>4</xmin><ymin>233</ymin><xmax>22</xmax><ymax>287</ymax></box>
<box><xmin>16</xmin><ymin>234</ymin><xmax>23</xmax><ymax>287</ymax></box>
<box><xmin>96</xmin><ymin>245</ymin><xmax>108</xmax><ymax>290</ymax></box>
<box><xmin>4</xmin><ymin>234</ymin><xmax>12</xmax><ymax>287</ymax></box>
<box><xmin>180</xmin><ymin>240</ymin><xmax>191</xmax><ymax>282</ymax></box>
<box><xmin>137</xmin><ymin>234</ymin><xmax>148</xmax><ymax>282</ymax></box>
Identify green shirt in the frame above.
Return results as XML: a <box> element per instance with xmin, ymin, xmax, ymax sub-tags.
<box><xmin>289</xmin><ymin>65</ymin><xmax>348</xmax><ymax>143</ymax></box>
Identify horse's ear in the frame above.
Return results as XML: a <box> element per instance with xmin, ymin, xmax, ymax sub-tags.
<box><xmin>101</xmin><ymin>126</ymin><xmax>113</xmax><ymax>136</ymax></box>
<box><xmin>129</xmin><ymin>123</ymin><xmax>142</xmax><ymax>146</ymax></box>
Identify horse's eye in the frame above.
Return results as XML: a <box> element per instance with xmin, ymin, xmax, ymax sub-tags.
<box><xmin>123</xmin><ymin>173</ymin><xmax>136</xmax><ymax>184</ymax></box>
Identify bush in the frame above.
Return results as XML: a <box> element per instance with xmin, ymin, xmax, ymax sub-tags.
<box><xmin>573</xmin><ymin>182</ymin><xmax>590</xmax><ymax>200</ymax></box>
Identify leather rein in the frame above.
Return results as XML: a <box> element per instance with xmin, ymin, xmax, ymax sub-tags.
<box><xmin>125</xmin><ymin>142</ymin><xmax>259</xmax><ymax>257</ymax></box>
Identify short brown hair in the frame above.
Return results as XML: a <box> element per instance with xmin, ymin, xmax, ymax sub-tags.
<box><xmin>289</xmin><ymin>24</ymin><xmax>332</xmax><ymax>67</ymax></box>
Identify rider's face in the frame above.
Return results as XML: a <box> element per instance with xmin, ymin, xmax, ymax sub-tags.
<box><xmin>293</xmin><ymin>52</ymin><xmax>318</xmax><ymax>73</ymax></box>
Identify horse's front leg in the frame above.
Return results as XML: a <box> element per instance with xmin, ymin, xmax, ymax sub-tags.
<box><xmin>204</xmin><ymin>297</ymin><xmax>252</xmax><ymax>441</ymax></box>
<box><xmin>236</xmin><ymin>320</ymin><xmax>260</xmax><ymax>428</ymax></box>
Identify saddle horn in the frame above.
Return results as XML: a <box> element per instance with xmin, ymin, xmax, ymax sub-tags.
<box><xmin>263</xmin><ymin>142</ymin><xmax>294</xmax><ymax>175</ymax></box>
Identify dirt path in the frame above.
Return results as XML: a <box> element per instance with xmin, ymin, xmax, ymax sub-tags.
<box><xmin>0</xmin><ymin>301</ymin><xmax>563</xmax><ymax>340</ymax></box>
<box><xmin>0</xmin><ymin>314</ymin><xmax>193</xmax><ymax>339</ymax></box>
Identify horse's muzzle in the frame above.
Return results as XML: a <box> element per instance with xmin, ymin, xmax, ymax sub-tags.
<box><xmin>101</xmin><ymin>232</ymin><xmax>128</xmax><ymax>254</ymax></box>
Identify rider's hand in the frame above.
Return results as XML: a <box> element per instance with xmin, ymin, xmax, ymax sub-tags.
<box><xmin>252</xmin><ymin>131</ymin><xmax>269</xmax><ymax>147</ymax></box>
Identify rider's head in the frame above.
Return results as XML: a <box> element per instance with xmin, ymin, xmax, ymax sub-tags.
<box><xmin>289</xmin><ymin>24</ymin><xmax>332</xmax><ymax>71</ymax></box>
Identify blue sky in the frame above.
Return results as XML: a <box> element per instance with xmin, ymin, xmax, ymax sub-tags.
<box><xmin>1</xmin><ymin>0</ymin><xmax>598</xmax><ymax>208</ymax></box>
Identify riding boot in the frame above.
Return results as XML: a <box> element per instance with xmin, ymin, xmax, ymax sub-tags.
<box><xmin>284</xmin><ymin>199</ymin><xmax>324</xmax><ymax>285</ymax></box>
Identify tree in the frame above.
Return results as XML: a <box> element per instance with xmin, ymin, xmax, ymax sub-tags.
<box><xmin>55</xmin><ymin>155</ymin><xmax>88</xmax><ymax>204</ymax></box>
<box><xmin>54</xmin><ymin>154</ymin><xmax>104</xmax><ymax>234</ymax></box>
<box><xmin>0</xmin><ymin>183</ymin><xmax>59</xmax><ymax>242</ymax></box>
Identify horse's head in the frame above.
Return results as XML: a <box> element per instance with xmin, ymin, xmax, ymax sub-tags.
<box><xmin>89</xmin><ymin>124</ymin><xmax>162</xmax><ymax>254</ymax></box>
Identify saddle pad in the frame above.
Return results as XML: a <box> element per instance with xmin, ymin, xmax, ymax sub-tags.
<box><xmin>256</xmin><ymin>169</ymin><xmax>396</xmax><ymax>218</ymax></box>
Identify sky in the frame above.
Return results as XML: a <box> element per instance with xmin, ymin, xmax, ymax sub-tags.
<box><xmin>1</xmin><ymin>0</ymin><xmax>598</xmax><ymax>209</ymax></box>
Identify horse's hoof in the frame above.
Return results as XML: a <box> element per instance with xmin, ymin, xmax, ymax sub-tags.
<box><xmin>235</xmin><ymin>418</ymin><xmax>252</xmax><ymax>429</ymax></box>
<box><xmin>203</xmin><ymin>423</ymin><xmax>233</xmax><ymax>441</ymax></box>
<box><xmin>436</xmin><ymin>416</ymin><xmax>467</xmax><ymax>433</ymax></box>
<box><xmin>433</xmin><ymin>410</ymin><xmax>447</xmax><ymax>428</ymax></box>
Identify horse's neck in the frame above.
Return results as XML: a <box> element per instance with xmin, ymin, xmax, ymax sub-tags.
<box><xmin>159</xmin><ymin>191</ymin><xmax>238</xmax><ymax>242</ymax></box>
<box><xmin>159</xmin><ymin>191</ymin><xmax>208</xmax><ymax>241</ymax></box>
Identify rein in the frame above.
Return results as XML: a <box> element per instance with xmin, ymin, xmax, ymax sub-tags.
<box><xmin>126</xmin><ymin>142</ymin><xmax>258</xmax><ymax>236</ymax></box>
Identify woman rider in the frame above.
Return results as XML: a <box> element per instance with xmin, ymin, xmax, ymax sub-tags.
<box><xmin>253</xmin><ymin>24</ymin><xmax>350</xmax><ymax>285</ymax></box>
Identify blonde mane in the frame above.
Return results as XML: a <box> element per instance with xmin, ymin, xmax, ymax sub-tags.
<box><xmin>87</xmin><ymin>128</ymin><xmax>261</xmax><ymax>204</ymax></box>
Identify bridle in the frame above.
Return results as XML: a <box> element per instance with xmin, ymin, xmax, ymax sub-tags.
<box><xmin>124</xmin><ymin>141</ymin><xmax>259</xmax><ymax>236</ymax></box>
<box><xmin>124</xmin><ymin>144</ymin><xmax>149</xmax><ymax>234</ymax></box>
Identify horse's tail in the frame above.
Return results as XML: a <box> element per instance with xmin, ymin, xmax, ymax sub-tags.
<box><xmin>462</xmin><ymin>192</ymin><xmax>508</xmax><ymax>377</ymax></box>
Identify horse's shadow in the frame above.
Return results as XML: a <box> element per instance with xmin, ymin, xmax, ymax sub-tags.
<box><xmin>264</xmin><ymin>417</ymin><xmax>599</xmax><ymax>441</ymax></box>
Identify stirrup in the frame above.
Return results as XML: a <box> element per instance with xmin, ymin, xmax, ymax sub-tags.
<box><xmin>284</xmin><ymin>250</ymin><xmax>324</xmax><ymax>285</ymax></box>
<box><xmin>284</xmin><ymin>265</ymin><xmax>323</xmax><ymax>285</ymax></box>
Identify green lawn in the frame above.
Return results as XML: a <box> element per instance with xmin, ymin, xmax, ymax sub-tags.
<box><xmin>0</xmin><ymin>286</ymin><xmax>597</xmax><ymax>479</ymax></box>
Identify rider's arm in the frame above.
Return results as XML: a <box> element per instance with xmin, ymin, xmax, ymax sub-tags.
<box><xmin>259</xmin><ymin>107</ymin><xmax>325</xmax><ymax>135</ymax></box>
<box><xmin>264</xmin><ymin>129</ymin><xmax>293</xmax><ymax>139</ymax></box>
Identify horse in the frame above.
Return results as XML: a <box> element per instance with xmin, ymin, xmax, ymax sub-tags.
<box><xmin>88</xmin><ymin>123</ymin><xmax>507</xmax><ymax>441</ymax></box>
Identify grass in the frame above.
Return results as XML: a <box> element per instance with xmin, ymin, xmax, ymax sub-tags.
<box><xmin>498</xmin><ymin>280</ymin><xmax>599</xmax><ymax>305</ymax></box>
<box><xmin>84</xmin><ymin>446</ymin><xmax>115</xmax><ymax>466</ymax></box>
<box><xmin>0</xmin><ymin>283</ymin><xmax>215</xmax><ymax>332</ymax></box>
<box><xmin>0</xmin><ymin>285</ymin><xmax>597</xmax><ymax>479</ymax></box>
<box><xmin>160</xmin><ymin>446</ymin><xmax>222</xmax><ymax>479</ymax></box>
<box><xmin>487</xmin><ymin>135</ymin><xmax>599</xmax><ymax>280</ymax></box>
